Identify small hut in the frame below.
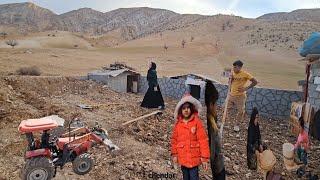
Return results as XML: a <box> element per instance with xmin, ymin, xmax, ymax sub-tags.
<box><xmin>88</xmin><ymin>63</ymin><xmax>140</xmax><ymax>93</ymax></box>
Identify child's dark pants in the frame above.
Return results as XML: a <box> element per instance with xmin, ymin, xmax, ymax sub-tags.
<box><xmin>297</xmin><ymin>147</ymin><xmax>308</xmax><ymax>165</ymax></box>
<box><xmin>181</xmin><ymin>166</ymin><xmax>199</xmax><ymax>180</ymax></box>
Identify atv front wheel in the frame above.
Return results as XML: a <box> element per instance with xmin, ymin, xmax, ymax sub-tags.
<box><xmin>72</xmin><ymin>153</ymin><xmax>94</xmax><ymax>175</ymax></box>
<box><xmin>22</xmin><ymin>157</ymin><xmax>54</xmax><ymax>180</ymax></box>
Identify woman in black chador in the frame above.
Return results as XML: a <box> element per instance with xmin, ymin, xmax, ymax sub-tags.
<box><xmin>141</xmin><ymin>62</ymin><xmax>165</xmax><ymax>109</ymax></box>
<box><xmin>247</xmin><ymin>107</ymin><xmax>265</xmax><ymax>170</ymax></box>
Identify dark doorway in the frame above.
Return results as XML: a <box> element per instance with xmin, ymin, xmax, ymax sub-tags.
<box><xmin>190</xmin><ymin>85</ymin><xmax>201</xmax><ymax>100</ymax></box>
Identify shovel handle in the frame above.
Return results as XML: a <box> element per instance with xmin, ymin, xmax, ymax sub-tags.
<box><xmin>219</xmin><ymin>123</ymin><xmax>224</xmax><ymax>139</ymax></box>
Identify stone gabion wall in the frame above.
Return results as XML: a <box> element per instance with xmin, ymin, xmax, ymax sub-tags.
<box><xmin>139</xmin><ymin>77</ymin><xmax>188</xmax><ymax>99</ymax></box>
<box><xmin>139</xmin><ymin>76</ymin><xmax>303</xmax><ymax>118</ymax></box>
<box><xmin>309</xmin><ymin>62</ymin><xmax>320</xmax><ymax>111</ymax></box>
<box><xmin>214</xmin><ymin>83</ymin><xmax>302</xmax><ymax>118</ymax></box>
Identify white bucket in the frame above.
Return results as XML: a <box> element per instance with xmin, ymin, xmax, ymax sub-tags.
<box><xmin>283</xmin><ymin>143</ymin><xmax>295</xmax><ymax>167</ymax></box>
<box><xmin>283</xmin><ymin>143</ymin><xmax>294</xmax><ymax>158</ymax></box>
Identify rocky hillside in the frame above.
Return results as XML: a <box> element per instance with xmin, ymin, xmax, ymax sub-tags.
<box><xmin>0</xmin><ymin>2</ymin><xmax>58</xmax><ymax>32</ymax></box>
<box><xmin>240</xmin><ymin>21</ymin><xmax>320</xmax><ymax>51</ymax></box>
<box><xmin>103</xmin><ymin>7</ymin><xmax>178</xmax><ymax>39</ymax></box>
<box><xmin>58</xmin><ymin>7</ymin><xmax>179</xmax><ymax>38</ymax></box>
<box><xmin>0</xmin><ymin>2</ymin><xmax>183</xmax><ymax>39</ymax></box>
<box><xmin>1</xmin><ymin>2</ymin><xmax>320</xmax><ymax>49</ymax></box>
<box><xmin>58</xmin><ymin>8</ymin><xmax>105</xmax><ymax>33</ymax></box>
<box><xmin>258</xmin><ymin>8</ymin><xmax>320</xmax><ymax>22</ymax></box>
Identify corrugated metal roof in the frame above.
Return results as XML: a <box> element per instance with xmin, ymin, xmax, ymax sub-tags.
<box><xmin>106</xmin><ymin>69</ymin><xmax>129</xmax><ymax>77</ymax></box>
<box><xmin>88</xmin><ymin>69</ymin><xmax>139</xmax><ymax>77</ymax></box>
<box><xmin>170</xmin><ymin>73</ymin><xmax>220</xmax><ymax>83</ymax></box>
<box><xmin>88</xmin><ymin>70</ymin><xmax>109</xmax><ymax>76</ymax></box>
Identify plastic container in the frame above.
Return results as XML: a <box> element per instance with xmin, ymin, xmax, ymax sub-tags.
<box><xmin>283</xmin><ymin>143</ymin><xmax>295</xmax><ymax>166</ymax></box>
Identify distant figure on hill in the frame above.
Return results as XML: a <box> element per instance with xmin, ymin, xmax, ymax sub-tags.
<box><xmin>141</xmin><ymin>62</ymin><xmax>165</xmax><ymax>109</ymax></box>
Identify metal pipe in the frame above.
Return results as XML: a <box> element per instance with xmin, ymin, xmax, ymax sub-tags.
<box><xmin>305</xmin><ymin>64</ymin><xmax>311</xmax><ymax>103</ymax></box>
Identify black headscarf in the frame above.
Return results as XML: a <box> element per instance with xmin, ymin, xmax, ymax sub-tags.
<box><xmin>150</xmin><ymin>62</ymin><xmax>156</xmax><ymax>70</ymax></box>
<box><xmin>249</xmin><ymin>107</ymin><xmax>259</xmax><ymax>127</ymax></box>
<box><xmin>147</xmin><ymin>62</ymin><xmax>156</xmax><ymax>79</ymax></box>
<box><xmin>147</xmin><ymin>62</ymin><xmax>158</xmax><ymax>87</ymax></box>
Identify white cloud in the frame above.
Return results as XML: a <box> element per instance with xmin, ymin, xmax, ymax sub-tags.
<box><xmin>149</xmin><ymin>0</ymin><xmax>218</xmax><ymax>15</ymax></box>
<box><xmin>217</xmin><ymin>0</ymin><xmax>240</xmax><ymax>15</ymax></box>
<box><xmin>120</xmin><ymin>0</ymin><xmax>152</xmax><ymax>8</ymax></box>
<box><xmin>271</xmin><ymin>0</ymin><xmax>319</xmax><ymax>11</ymax></box>
<box><xmin>228</xmin><ymin>0</ymin><xmax>240</xmax><ymax>11</ymax></box>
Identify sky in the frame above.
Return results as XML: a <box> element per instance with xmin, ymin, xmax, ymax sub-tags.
<box><xmin>0</xmin><ymin>0</ymin><xmax>319</xmax><ymax>18</ymax></box>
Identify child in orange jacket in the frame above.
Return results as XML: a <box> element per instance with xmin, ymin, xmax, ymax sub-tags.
<box><xmin>171</xmin><ymin>94</ymin><xmax>210</xmax><ymax>180</ymax></box>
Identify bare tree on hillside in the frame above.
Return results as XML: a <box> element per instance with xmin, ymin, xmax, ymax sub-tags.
<box><xmin>181</xmin><ymin>39</ymin><xmax>186</xmax><ymax>48</ymax></box>
<box><xmin>6</xmin><ymin>40</ymin><xmax>18</xmax><ymax>49</ymax></box>
<box><xmin>164</xmin><ymin>44</ymin><xmax>168</xmax><ymax>51</ymax></box>
<box><xmin>226</xmin><ymin>20</ymin><xmax>231</xmax><ymax>27</ymax></box>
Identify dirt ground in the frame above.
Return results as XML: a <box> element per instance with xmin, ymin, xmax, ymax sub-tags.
<box><xmin>0</xmin><ymin>76</ymin><xmax>318</xmax><ymax>180</ymax></box>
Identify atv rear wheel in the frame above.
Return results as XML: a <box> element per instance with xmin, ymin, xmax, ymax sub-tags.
<box><xmin>22</xmin><ymin>157</ymin><xmax>54</xmax><ymax>180</ymax></box>
<box><xmin>72</xmin><ymin>153</ymin><xmax>94</xmax><ymax>175</ymax></box>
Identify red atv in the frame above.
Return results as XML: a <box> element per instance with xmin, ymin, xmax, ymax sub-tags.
<box><xmin>18</xmin><ymin>116</ymin><xmax>119</xmax><ymax>180</ymax></box>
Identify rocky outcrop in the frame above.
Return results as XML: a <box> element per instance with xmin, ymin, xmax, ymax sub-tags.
<box><xmin>0</xmin><ymin>2</ymin><xmax>58</xmax><ymax>32</ymax></box>
<box><xmin>1</xmin><ymin>2</ymin><xmax>320</xmax><ymax>46</ymax></box>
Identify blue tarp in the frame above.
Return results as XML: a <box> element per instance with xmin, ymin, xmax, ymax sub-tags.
<box><xmin>299</xmin><ymin>32</ymin><xmax>320</xmax><ymax>57</ymax></box>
